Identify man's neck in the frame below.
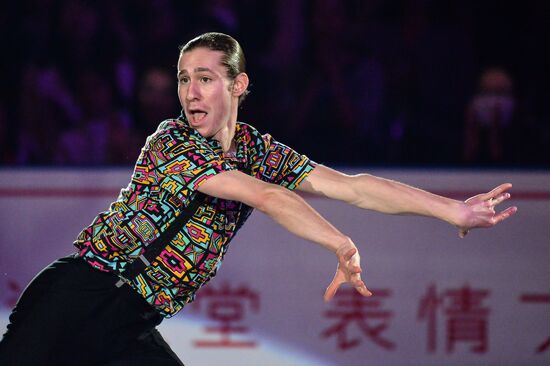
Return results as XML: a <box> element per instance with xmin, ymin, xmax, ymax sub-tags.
<box><xmin>213</xmin><ymin>104</ymin><xmax>239</xmax><ymax>152</ymax></box>
<box><xmin>212</xmin><ymin>117</ymin><xmax>237</xmax><ymax>153</ymax></box>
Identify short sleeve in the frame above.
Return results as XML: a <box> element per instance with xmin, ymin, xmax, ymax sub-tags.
<box><xmin>144</xmin><ymin>122</ymin><xmax>233</xmax><ymax>197</ymax></box>
<box><xmin>256</xmin><ymin>134</ymin><xmax>317</xmax><ymax>190</ymax></box>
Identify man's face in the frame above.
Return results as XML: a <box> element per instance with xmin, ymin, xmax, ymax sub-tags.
<box><xmin>177</xmin><ymin>48</ymin><xmax>235</xmax><ymax>139</ymax></box>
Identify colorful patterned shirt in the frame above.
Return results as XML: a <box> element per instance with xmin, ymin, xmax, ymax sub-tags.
<box><xmin>74</xmin><ymin>118</ymin><xmax>316</xmax><ymax>317</ymax></box>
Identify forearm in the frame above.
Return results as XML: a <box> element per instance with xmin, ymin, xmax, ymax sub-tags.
<box><xmin>301</xmin><ymin>165</ymin><xmax>466</xmax><ymax>226</ymax></box>
<box><xmin>348</xmin><ymin>174</ymin><xmax>465</xmax><ymax>226</ymax></box>
<box><xmin>259</xmin><ymin>187</ymin><xmax>352</xmax><ymax>253</ymax></box>
<box><xmin>197</xmin><ymin>170</ymin><xmax>353</xmax><ymax>253</ymax></box>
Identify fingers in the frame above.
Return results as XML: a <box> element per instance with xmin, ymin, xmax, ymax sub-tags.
<box><xmin>489</xmin><ymin>192</ymin><xmax>511</xmax><ymax>207</ymax></box>
<box><xmin>348</xmin><ymin>264</ymin><xmax>372</xmax><ymax>296</ymax></box>
<box><xmin>344</xmin><ymin>248</ymin><xmax>372</xmax><ymax>295</ymax></box>
<box><xmin>324</xmin><ymin>280</ymin><xmax>339</xmax><ymax>302</ymax></box>
<box><xmin>342</xmin><ymin>247</ymin><xmax>357</xmax><ymax>262</ymax></box>
<box><xmin>459</xmin><ymin>201</ymin><xmax>517</xmax><ymax>237</ymax></box>
<box><xmin>482</xmin><ymin>183</ymin><xmax>513</xmax><ymax>201</ymax></box>
<box><xmin>324</xmin><ymin>266</ymin><xmax>346</xmax><ymax>302</ymax></box>
<box><xmin>323</xmin><ymin>277</ymin><xmax>372</xmax><ymax>302</ymax></box>
<box><xmin>492</xmin><ymin>206</ymin><xmax>518</xmax><ymax>224</ymax></box>
<box><xmin>336</xmin><ymin>247</ymin><xmax>357</xmax><ymax>268</ymax></box>
<box><xmin>337</xmin><ymin>247</ymin><xmax>361</xmax><ymax>275</ymax></box>
<box><xmin>325</xmin><ymin>246</ymin><xmax>372</xmax><ymax>302</ymax></box>
<box><xmin>323</xmin><ymin>270</ymin><xmax>348</xmax><ymax>302</ymax></box>
<box><xmin>353</xmin><ymin>279</ymin><xmax>372</xmax><ymax>297</ymax></box>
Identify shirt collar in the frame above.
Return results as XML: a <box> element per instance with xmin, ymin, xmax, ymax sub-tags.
<box><xmin>177</xmin><ymin>114</ymin><xmax>248</xmax><ymax>164</ymax></box>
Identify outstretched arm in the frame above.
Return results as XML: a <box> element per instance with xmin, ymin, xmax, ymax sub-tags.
<box><xmin>297</xmin><ymin>164</ymin><xmax>517</xmax><ymax>237</ymax></box>
<box><xmin>197</xmin><ymin>170</ymin><xmax>371</xmax><ymax>300</ymax></box>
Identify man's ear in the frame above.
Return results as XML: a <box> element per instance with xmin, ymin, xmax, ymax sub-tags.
<box><xmin>232</xmin><ymin>73</ymin><xmax>249</xmax><ymax>97</ymax></box>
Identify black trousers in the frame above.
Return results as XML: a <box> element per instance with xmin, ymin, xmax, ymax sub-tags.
<box><xmin>0</xmin><ymin>254</ymin><xmax>184</xmax><ymax>365</ymax></box>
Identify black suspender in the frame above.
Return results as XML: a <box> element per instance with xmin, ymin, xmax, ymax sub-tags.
<box><xmin>115</xmin><ymin>192</ymin><xmax>206</xmax><ymax>287</ymax></box>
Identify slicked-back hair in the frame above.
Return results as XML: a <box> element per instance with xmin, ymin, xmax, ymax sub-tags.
<box><xmin>179</xmin><ymin>32</ymin><xmax>250</xmax><ymax>106</ymax></box>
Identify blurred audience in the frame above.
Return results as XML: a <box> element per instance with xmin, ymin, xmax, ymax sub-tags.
<box><xmin>134</xmin><ymin>67</ymin><xmax>179</xmax><ymax>140</ymax></box>
<box><xmin>0</xmin><ymin>102</ymin><xmax>16</xmax><ymax>165</ymax></box>
<box><xmin>287</xmin><ymin>0</ymin><xmax>360</xmax><ymax>163</ymax></box>
<box><xmin>1</xmin><ymin>0</ymin><xmax>547</xmax><ymax>167</ymax></box>
<box><xmin>16</xmin><ymin>65</ymin><xmax>79</xmax><ymax>165</ymax></box>
<box><xmin>462</xmin><ymin>68</ymin><xmax>517</xmax><ymax>164</ymax></box>
<box><xmin>55</xmin><ymin>70</ymin><xmax>140</xmax><ymax>165</ymax></box>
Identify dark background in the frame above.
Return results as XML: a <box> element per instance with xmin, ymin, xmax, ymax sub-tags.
<box><xmin>1</xmin><ymin>0</ymin><xmax>548</xmax><ymax>167</ymax></box>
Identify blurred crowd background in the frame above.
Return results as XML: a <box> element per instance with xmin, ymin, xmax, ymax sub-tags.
<box><xmin>0</xmin><ymin>0</ymin><xmax>548</xmax><ymax>167</ymax></box>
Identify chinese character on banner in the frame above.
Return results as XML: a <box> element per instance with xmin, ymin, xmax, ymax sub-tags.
<box><xmin>321</xmin><ymin>288</ymin><xmax>395</xmax><ymax>351</ymax></box>
<box><xmin>190</xmin><ymin>282</ymin><xmax>260</xmax><ymax>348</ymax></box>
<box><xmin>519</xmin><ymin>293</ymin><xmax>550</xmax><ymax>353</ymax></box>
<box><xmin>418</xmin><ymin>283</ymin><xmax>490</xmax><ymax>354</ymax></box>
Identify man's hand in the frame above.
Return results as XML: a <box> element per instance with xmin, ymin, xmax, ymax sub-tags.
<box><xmin>324</xmin><ymin>243</ymin><xmax>372</xmax><ymax>302</ymax></box>
<box><xmin>457</xmin><ymin>183</ymin><xmax>518</xmax><ymax>238</ymax></box>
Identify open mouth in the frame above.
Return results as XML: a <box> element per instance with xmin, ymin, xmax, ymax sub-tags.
<box><xmin>188</xmin><ymin>109</ymin><xmax>207</xmax><ymax>124</ymax></box>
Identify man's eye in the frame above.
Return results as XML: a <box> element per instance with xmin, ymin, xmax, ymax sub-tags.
<box><xmin>178</xmin><ymin>77</ymin><xmax>189</xmax><ymax>84</ymax></box>
<box><xmin>200</xmin><ymin>77</ymin><xmax>211</xmax><ymax>83</ymax></box>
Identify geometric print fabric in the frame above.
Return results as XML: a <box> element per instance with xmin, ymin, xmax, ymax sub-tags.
<box><xmin>74</xmin><ymin>118</ymin><xmax>316</xmax><ymax>317</ymax></box>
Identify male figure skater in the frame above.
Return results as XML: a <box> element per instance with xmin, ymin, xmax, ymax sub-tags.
<box><xmin>0</xmin><ymin>33</ymin><xmax>516</xmax><ymax>365</ymax></box>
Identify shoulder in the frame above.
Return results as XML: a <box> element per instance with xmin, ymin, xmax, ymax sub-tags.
<box><xmin>236</xmin><ymin>121</ymin><xmax>261</xmax><ymax>138</ymax></box>
<box><xmin>236</xmin><ymin>121</ymin><xmax>273</xmax><ymax>148</ymax></box>
<box><xmin>236</xmin><ymin>121</ymin><xmax>274</xmax><ymax>162</ymax></box>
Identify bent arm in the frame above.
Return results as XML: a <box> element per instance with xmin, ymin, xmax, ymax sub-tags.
<box><xmin>196</xmin><ymin>170</ymin><xmax>351</xmax><ymax>253</ymax></box>
<box><xmin>197</xmin><ymin>169</ymin><xmax>372</xmax><ymax>299</ymax></box>
<box><xmin>297</xmin><ymin>164</ymin><xmax>517</xmax><ymax>235</ymax></box>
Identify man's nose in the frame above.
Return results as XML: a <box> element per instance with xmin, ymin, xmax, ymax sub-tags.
<box><xmin>186</xmin><ymin>81</ymin><xmax>200</xmax><ymax>101</ymax></box>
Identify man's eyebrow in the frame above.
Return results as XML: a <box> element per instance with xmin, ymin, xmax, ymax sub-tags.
<box><xmin>177</xmin><ymin>67</ymin><xmax>213</xmax><ymax>75</ymax></box>
<box><xmin>194</xmin><ymin>67</ymin><xmax>213</xmax><ymax>73</ymax></box>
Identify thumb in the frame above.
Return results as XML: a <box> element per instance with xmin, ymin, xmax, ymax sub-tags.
<box><xmin>323</xmin><ymin>272</ymin><xmax>342</xmax><ymax>302</ymax></box>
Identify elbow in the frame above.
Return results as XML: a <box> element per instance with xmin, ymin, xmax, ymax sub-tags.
<box><xmin>348</xmin><ymin>174</ymin><xmax>370</xmax><ymax>207</ymax></box>
<box><xmin>256</xmin><ymin>186</ymin><xmax>296</xmax><ymax>215</ymax></box>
